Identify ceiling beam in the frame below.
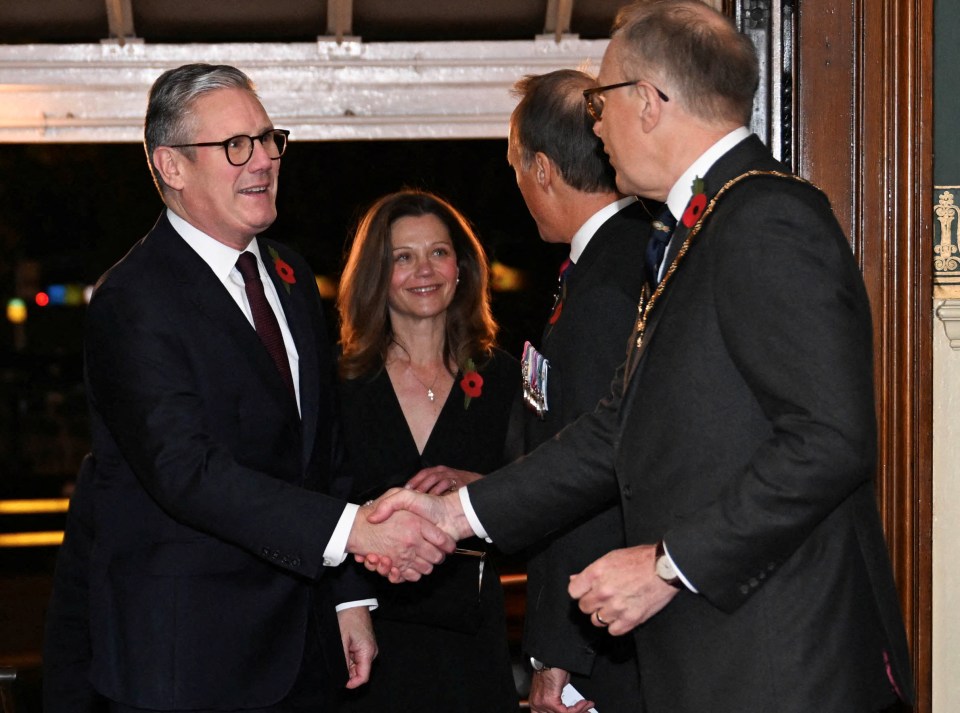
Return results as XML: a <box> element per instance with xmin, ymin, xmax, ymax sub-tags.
<box><xmin>326</xmin><ymin>0</ymin><xmax>354</xmax><ymax>44</ymax></box>
<box><xmin>104</xmin><ymin>0</ymin><xmax>137</xmax><ymax>42</ymax></box>
<box><xmin>0</xmin><ymin>38</ymin><xmax>607</xmax><ymax>142</ymax></box>
<box><xmin>544</xmin><ymin>0</ymin><xmax>574</xmax><ymax>42</ymax></box>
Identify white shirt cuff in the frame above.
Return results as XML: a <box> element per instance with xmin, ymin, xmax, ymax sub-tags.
<box><xmin>459</xmin><ymin>487</ymin><xmax>490</xmax><ymax>541</ymax></box>
<box><xmin>324</xmin><ymin>503</ymin><xmax>359</xmax><ymax>566</ymax></box>
<box><xmin>335</xmin><ymin>598</ymin><xmax>379</xmax><ymax>612</ymax></box>
<box><xmin>663</xmin><ymin>540</ymin><xmax>699</xmax><ymax>593</ymax></box>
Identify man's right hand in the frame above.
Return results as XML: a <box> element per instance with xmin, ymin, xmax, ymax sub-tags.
<box><xmin>359</xmin><ymin>487</ymin><xmax>474</xmax><ymax>582</ymax></box>
<box><xmin>345</xmin><ymin>499</ymin><xmax>455</xmax><ymax>581</ymax></box>
<box><xmin>528</xmin><ymin>667</ymin><xmax>595</xmax><ymax>713</ymax></box>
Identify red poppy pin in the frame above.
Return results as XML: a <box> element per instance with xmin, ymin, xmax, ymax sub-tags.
<box><xmin>681</xmin><ymin>176</ymin><xmax>707</xmax><ymax>228</ymax></box>
<box><xmin>460</xmin><ymin>358</ymin><xmax>483</xmax><ymax>409</ymax></box>
<box><xmin>268</xmin><ymin>246</ymin><xmax>296</xmax><ymax>294</ymax></box>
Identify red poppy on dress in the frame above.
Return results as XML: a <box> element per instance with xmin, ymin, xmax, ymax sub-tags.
<box><xmin>682</xmin><ymin>176</ymin><xmax>707</xmax><ymax>228</ymax></box>
<box><xmin>461</xmin><ymin>371</ymin><xmax>483</xmax><ymax>398</ymax></box>
<box><xmin>460</xmin><ymin>358</ymin><xmax>483</xmax><ymax>409</ymax></box>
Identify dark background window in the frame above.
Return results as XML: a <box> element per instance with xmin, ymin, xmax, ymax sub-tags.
<box><xmin>0</xmin><ymin>138</ymin><xmax>565</xmax><ymax>498</ymax></box>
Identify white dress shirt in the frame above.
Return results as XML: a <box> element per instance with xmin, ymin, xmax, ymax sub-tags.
<box><xmin>569</xmin><ymin>196</ymin><xmax>638</xmax><ymax>264</ymax></box>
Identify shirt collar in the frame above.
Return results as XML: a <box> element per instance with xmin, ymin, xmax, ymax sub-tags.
<box><xmin>167</xmin><ymin>208</ymin><xmax>261</xmax><ymax>281</ymax></box>
<box><xmin>665</xmin><ymin>126</ymin><xmax>750</xmax><ymax>223</ymax></box>
<box><xmin>569</xmin><ymin>196</ymin><xmax>638</xmax><ymax>264</ymax></box>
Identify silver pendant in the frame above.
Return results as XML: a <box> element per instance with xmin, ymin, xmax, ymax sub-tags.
<box><xmin>427</xmin><ymin>389</ymin><xmax>435</xmax><ymax>402</ymax></box>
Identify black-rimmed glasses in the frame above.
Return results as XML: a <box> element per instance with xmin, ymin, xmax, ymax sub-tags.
<box><xmin>583</xmin><ymin>81</ymin><xmax>670</xmax><ymax>121</ymax></box>
<box><xmin>169</xmin><ymin>129</ymin><xmax>290</xmax><ymax>166</ymax></box>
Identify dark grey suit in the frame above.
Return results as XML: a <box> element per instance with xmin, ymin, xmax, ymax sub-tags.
<box><xmin>522</xmin><ymin>201</ymin><xmax>648</xmax><ymax>710</ymax></box>
<box><xmin>470</xmin><ymin>136</ymin><xmax>914</xmax><ymax>713</ymax></box>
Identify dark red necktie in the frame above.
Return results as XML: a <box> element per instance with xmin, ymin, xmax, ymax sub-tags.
<box><xmin>235</xmin><ymin>252</ymin><xmax>296</xmax><ymax>397</ymax></box>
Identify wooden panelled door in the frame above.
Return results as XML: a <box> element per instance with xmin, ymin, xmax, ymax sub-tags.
<box><xmin>739</xmin><ymin>0</ymin><xmax>934</xmax><ymax>710</ymax></box>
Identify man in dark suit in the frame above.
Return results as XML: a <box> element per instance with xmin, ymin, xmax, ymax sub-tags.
<box><xmin>43</xmin><ymin>454</ymin><xmax>108</xmax><ymax>713</ymax></box>
<box><xmin>44</xmin><ymin>63</ymin><xmax>453</xmax><ymax>713</ymax></box>
<box><xmin>507</xmin><ymin>69</ymin><xmax>648</xmax><ymax>713</ymax></box>
<box><xmin>366</xmin><ymin>2</ymin><xmax>914</xmax><ymax>711</ymax></box>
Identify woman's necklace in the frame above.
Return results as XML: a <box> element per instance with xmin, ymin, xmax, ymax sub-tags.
<box><xmin>408</xmin><ymin>365</ymin><xmax>440</xmax><ymax>402</ymax></box>
<box><xmin>389</xmin><ymin>338</ymin><xmax>445</xmax><ymax>402</ymax></box>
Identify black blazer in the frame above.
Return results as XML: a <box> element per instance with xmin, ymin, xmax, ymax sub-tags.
<box><xmin>43</xmin><ymin>454</ymin><xmax>107</xmax><ymax>713</ymax></box>
<box><xmin>69</xmin><ymin>212</ymin><xmax>364</xmax><ymax>709</ymax></box>
<box><xmin>521</xmin><ymin>202</ymin><xmax>647</xmax><ymax>707</ymax></box>
<box><xmin>470</xmin><ymin>136</ymin><xmax>914</xmax><ymax>713</ymax></box>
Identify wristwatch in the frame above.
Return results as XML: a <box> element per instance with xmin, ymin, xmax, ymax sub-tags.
<box><xmin>530</xmin><ymin>657</ymin><xmax>552</xmax><ymax>673</ymax></box>
<box><xmin>655</xmin><ymin>539</ymin><xmax>683</xmax><ymax>589</ymax></box>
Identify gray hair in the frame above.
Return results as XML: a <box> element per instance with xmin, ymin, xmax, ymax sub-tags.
<box><xmin>612</xmin><ymin>0</ymin><xmax>758</xmax><ymax>126</ymax></box>
<box><xmin>143</xmin><ymin>63</ymin><xmax>258</xmax><ymax>193</ymax></box>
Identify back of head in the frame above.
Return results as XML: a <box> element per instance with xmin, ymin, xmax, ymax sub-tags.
<box><xmin>510</xmin><ymin>69</ymin><xmax>618</xmax><ymax>194</ymax></box>
<box><xmin>612</xmin><ymin>0</ymin><xmax>758</xmax><ymax>127</ymax></box>
<box><xmin>337</xmin><ymin>189</ymin><xmax>497</xmax><ymax>379</ymax></box>
<box><xmin>144</xmin><ymin>63</ymin><xmax>257</xmax><ymax>194</ymax></box>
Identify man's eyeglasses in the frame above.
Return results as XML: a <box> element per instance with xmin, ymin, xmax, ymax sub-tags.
<box><xmin>169</xmin><ymin>129</ymin><xmax>290</xmax><ymax>167</ymax></box>
<box><xmin>583</xmin><ymin>81</ymin><xmax>670</xmax><ymax>121</ymax></box>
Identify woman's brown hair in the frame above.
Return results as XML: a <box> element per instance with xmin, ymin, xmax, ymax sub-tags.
<box><xmin>337</xmin><ymin>189</ymin><xmax>498</xmax><ymax>380</ymax></box>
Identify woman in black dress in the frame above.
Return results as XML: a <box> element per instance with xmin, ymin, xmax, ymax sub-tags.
<box><xmin>336</xmin><ymin>189</ymin><xmax>521</xmax><ymax>713</ymax></box>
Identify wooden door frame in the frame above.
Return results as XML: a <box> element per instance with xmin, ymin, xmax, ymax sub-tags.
<box><xmin>793</xmin><ymin>1</ymin><xmax>933</xmax><ymax>710</ymax></box>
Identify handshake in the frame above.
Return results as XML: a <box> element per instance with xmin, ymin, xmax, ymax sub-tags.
<box><xmin>345</xmin><ymin>465</ymin><xmax>478</xmax><ymax>583</ymax></box>
<box><xmin>345</xmin><ymin>465</ymin><xmax>679</xmax><ymax>634</ymax></box>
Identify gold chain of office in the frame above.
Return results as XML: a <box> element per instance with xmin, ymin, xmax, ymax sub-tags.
<box><xmin>634</xmin><ymin>169</ymin><xmax>824</xmax><ymax>349</ymax></box>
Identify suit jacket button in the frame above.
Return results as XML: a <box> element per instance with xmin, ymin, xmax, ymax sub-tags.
<box><xmin>292</xmin><ymin>558</ymin><xmax>301</xmax><ymax>567</ymax></box>
<box><xmin>739</xmin><ymin>584</ymin><xmax>750</xmax><ymax>595</ymax></box>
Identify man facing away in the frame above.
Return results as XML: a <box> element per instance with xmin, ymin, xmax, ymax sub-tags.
<box><xmin>366</xmin><ymin>3</ymin><xmax>915</xmax><ymax>712</ymax></box>
<box><xmin>43</xmin><ymin>63</ymin><xmax>452</xmax><ymax>713</ymax></box>
<box><xmin>507</xmin><ymin>69</ymin><xmax>650</xmax><ymax>713</ymax></box>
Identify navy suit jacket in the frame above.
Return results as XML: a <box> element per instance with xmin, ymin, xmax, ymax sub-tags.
<box><xmin>470</xmin><ymin>136</ymin><xmax>914</xmax><ymax>713</ymax></box>
<box><xmin>58</xmin><ymin>212</ymin><xmax>364</xmax><ymax>710</ymax></box>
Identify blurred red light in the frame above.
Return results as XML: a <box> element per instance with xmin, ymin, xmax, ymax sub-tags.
<box><xmin>35</xmin><ymin>292</ymin><xmax>50</xmax><ymax>307</ymax></box>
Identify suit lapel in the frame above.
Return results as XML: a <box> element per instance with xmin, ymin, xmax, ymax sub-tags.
<box><xmin>153</xmin><ymin>215</ymin><xmax>301</xmax><ymax>425</ymax></box>
<box><xmin>158</xmin><ymin>215</ymin><xmax>260</xmax><ymax>350</ymax></box>
<box><xmin>623</xmin><ymin>135</ymin><xmax>778</xmax><ymax>385</ymax></box>
<box><xmin>543</xmin><ymin>201</ymin><xmax>648</xmax><ymax>350</ymax></box>
<box><xmin>657</xmin><ymin>136</ymin><xmax>770</xmax><ymax>274</ymax></box>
